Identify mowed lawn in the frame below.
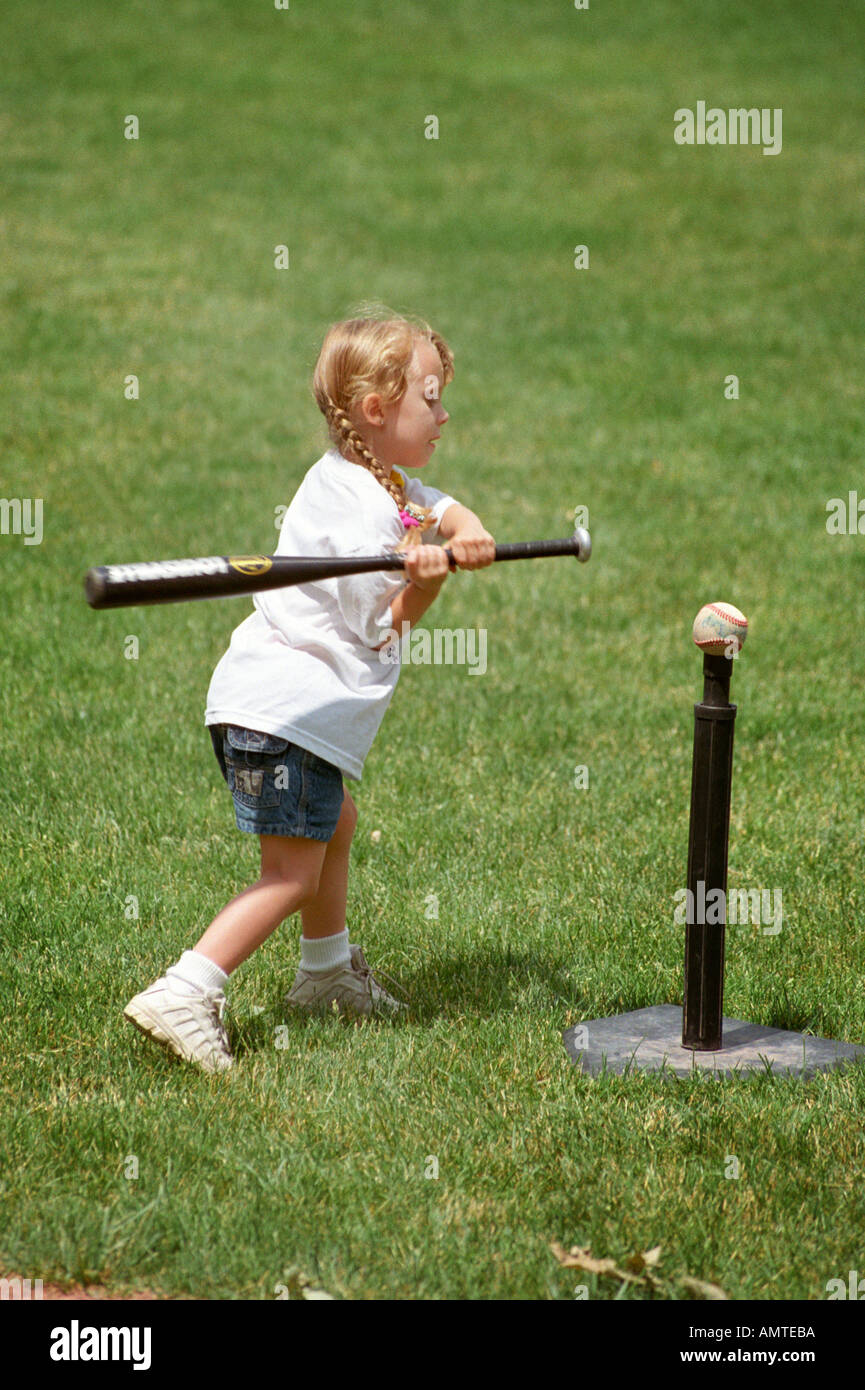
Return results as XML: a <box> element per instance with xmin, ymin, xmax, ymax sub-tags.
<box><xmin>1</xmin><ymin>0</ymin><xmax>864</xmax><ymax>1300</ymax></box>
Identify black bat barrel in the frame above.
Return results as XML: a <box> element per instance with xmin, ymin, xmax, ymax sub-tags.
<box><xmin>83</xmin><ymin>553</ymin><xmax>408</xmax><ymax>610</ymax></box>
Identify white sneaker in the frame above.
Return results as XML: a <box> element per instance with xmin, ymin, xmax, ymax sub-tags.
<box><xmin>285</xmin><ymin>945</ymin><xmax>408</xmax><ymax>1019</ymax></box>
<box><xmin>124</xmin><ymin>977</ymin><xmax>233</xmax><ymax>1072</ymax></box>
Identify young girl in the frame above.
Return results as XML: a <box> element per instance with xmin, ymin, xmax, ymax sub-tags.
<box><xmin>123</xmin><ymin>309</ymin><xmax>496</xmax><ymax>1072</ymax></box>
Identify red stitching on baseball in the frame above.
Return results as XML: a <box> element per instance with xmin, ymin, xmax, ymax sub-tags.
<box><xmin>706</xmin><ymin>604</ymin><xmax>747</xmax><ymax>628</ymax></box>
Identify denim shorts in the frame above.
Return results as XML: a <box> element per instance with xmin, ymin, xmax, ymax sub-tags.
<box><xmin>209</xmin><ymin>724</ymin><xmax>344</xmax><ymax>840</ymax></box>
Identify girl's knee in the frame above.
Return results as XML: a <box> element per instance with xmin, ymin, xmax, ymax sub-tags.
<box><xmin>341</xmin><ymin>790</ymin><xmax>358</xmax><ymax>833</ymax></box>
<box><xmin>260</xmin><ymin>837</ymin><xmax>326</xmax><ymax>903</ymax></box>
<box><xmin>328</xmin><ymin>790</ymin><xmax>357</xmax><ymax>849</ymax></box>
<box><xmin>264</xmin><ymin>868</ymin><xmax>322</xmax><ymax>905</ymax></box>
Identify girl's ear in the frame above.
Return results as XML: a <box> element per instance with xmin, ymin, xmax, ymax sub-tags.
<box><xmin>359</xmin><ymin>391</ymin><xmax>385</xmax><ymax>427</ymax></box>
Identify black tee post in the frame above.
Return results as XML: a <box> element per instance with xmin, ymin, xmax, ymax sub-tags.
<box><xmin>682</xmin><ymin>652</ymin><xmax>738</xmax><ymax>1050</ymax></box>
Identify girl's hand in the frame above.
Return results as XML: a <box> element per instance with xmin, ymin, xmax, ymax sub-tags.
<box><xmin>446</xmin><ymin>531</ymin><xmax>496</xmax><ymax>570</ymax></box>
<box><xmin>401</xmin><ymin>543</ymin><xmax>451</xmax><ymax>592</ymax></box>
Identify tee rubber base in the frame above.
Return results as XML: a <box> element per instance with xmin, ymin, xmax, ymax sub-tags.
<box><xmin>563</xmin><ymin>1004</ymin><xmax>865</xmax><ymax>1079</ymax></box>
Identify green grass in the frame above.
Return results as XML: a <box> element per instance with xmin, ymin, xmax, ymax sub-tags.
<box><xmin>1</xmin><ymin>0</ymin><xmax>864</xmax><ymax>1300</ymax></box>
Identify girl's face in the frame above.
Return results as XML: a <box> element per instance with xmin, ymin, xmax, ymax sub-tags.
<box><xmin>359</xmin><ymin>338</ymin><xmax>449</xmax><ymax>471</ymax></box>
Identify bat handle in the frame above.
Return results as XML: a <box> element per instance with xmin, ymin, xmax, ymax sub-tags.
<box><xmin>441</xmin><ymin>529</ymin><xmax>592</xmax><ymax>569</ymax></box>
<box><xmin>399</xmin><ymin>548</ymin><xmax>459</xmax><ymax>570</ymax></box>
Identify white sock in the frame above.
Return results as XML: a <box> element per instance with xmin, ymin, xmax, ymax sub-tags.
<box><xmin>166</xmin><ymin>950</ymin><xmax>229</xmax><ymax>996</ymax></box>
<box><xmin>300</xmin><ymin>928</ymin><xmax>351</xmax><ymax>975</ymax></box>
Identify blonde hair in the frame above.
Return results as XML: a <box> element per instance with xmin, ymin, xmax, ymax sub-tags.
<box><xmin>312</xmin><ymin>305</ymin><xmax>454</xmax><ymax>548</ymax></box>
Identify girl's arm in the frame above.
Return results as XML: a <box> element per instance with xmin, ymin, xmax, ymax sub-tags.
<box><xmin>371</xmin><ymin>510</ymin><xmax>496</xmax><ymax>651</ymax></box>
<box><xmin>372</xmin><ymin>522</ymin><xmax>496</xmax><ymax>649</ymax></box>
<box><xmin>436</xmin><ymin>503</ymin><xmax>489</xmax><ymax>541</ymax></box>
<box><xmin>374</xmin><ymin>574</ymin><xmax>447</xmax><ymax>648</ymax></box>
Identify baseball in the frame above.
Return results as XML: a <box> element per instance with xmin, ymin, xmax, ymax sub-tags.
<box><xmin>692</xmin><ymin>602</ymin><xmax>748</xmax><ymax>655</ymax></box>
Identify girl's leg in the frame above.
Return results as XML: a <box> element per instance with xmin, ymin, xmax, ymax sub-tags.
<box><xmin>300</xmin><ymin>789</ymin><xmax>358</xmax><ymax>940</ymax></box>
<box><xmin>192</xmin><ymin>835</ymin><xmax>328</xmax><ymax>975</ymax></box>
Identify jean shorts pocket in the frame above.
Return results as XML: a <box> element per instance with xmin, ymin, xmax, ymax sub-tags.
<box><xmin>225</xmin><ymin>726</ymin><xmax>291</xmax><ymax>756</ymax></box>
<box><xmin>224</xmin><ymin>726</ymin><xmax>292</xmax><ymax>810</ymax></box>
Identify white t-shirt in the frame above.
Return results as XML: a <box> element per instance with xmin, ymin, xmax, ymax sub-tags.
<box><xmin>205</xmin><ymin>448</ymin><xmax>458</xmax><ymax>781</ymax></box>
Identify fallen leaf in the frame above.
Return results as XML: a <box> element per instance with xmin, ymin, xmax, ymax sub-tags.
<box><xmin>679</xmin><ymin>1275</ymin><xmax>729</xmax><ymax>1301</ymax></box>
<box><xmin>550</xmin><ymin>1243</ymin><xmax>644</xmax><ymax>1283</ymax></box>
<box><xmin>625</xmin><ymin>1245</ymin><xmax>663</xmax><ymax>1274</ymax></box>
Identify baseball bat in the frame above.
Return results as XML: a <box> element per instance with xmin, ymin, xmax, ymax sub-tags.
<box><xmin>84</xmin><ymin>528</ymin><xmax>592</xmax><ymax>610</ymax></box>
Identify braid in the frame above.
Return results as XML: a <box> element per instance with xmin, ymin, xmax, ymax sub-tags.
<box><xmin>324</xmin><ymin>395</ymin><xmax>437</xmax><ymax>550</ymax></box>
<box><xmin>325</xmin><ymin>398</ymin><xmax>404</xmax><ymax>506</ymax></box>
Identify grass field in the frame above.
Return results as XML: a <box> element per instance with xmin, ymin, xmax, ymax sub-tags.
<box><xmin>1</xmin><ymin>0</ymin><xmax>864</xmax><ymax>1301</ymax></box>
